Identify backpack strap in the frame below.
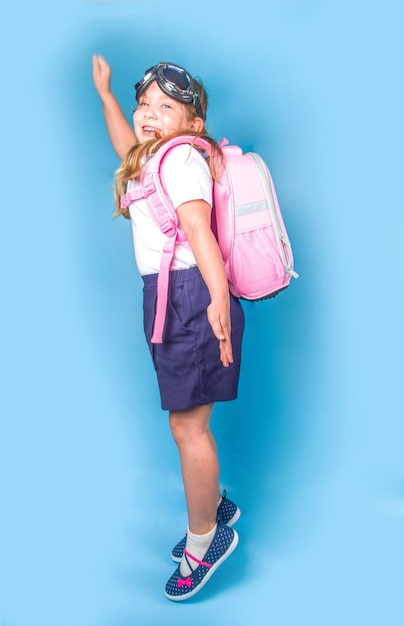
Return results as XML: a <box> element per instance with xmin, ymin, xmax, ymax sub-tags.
<box><xmin>120</xmin><ymin>135</ymin><xmax>217</xmax><ymax>343</ymax></box>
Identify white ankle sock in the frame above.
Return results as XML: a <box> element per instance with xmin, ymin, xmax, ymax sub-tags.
<box><xmin>179</xmin><ymin>524</ymin><xmax>217</xmax><ymax>577</ymax></box>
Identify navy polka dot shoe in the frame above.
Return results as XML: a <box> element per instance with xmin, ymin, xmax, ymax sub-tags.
<box><xmin>171</xmin><ymin>491</ymin><xmax>240</xmax><ymax>562</ymax></box>
<box><xmin>164</xmin><ymin>523</ymin><xmax>238</xmax><ymax>601</ymax></box>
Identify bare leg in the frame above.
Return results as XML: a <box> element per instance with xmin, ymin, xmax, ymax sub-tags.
<box><xmin>169</xmin><ymin>403</ymin><xmax>221</xmax><ymax>535</ymax></box>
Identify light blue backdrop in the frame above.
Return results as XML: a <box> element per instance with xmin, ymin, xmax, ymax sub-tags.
<box><xmin>1</xmin><ymin>1</ymin><xmax>403</xmax><ymax>625</ymax></box>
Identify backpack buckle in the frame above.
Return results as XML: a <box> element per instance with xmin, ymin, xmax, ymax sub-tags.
<box><xmin>159</xmin><ymin>218</ymin><xmax>177</xmax><ymax>238</ymax></box>
<box><xmin>143</xmin><ymin>181</ymin><xmax>156</xmax><ymax>198</ymax></box>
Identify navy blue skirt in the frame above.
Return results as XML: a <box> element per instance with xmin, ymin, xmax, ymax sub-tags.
<box><xmin>142</xmin><ymin>267</ymin><xmax>244</xmax><ymax>411</ymax></box>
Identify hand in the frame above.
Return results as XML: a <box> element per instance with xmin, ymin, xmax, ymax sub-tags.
<box><xmin>207</xmin><ymin>301</ymin><xmax>233</xmax><ymax>367</ymax></box>
<box><xmin>92</xmin><ymin>54</ymin><xmax>112</xmax><ymax>97</ymax></box>
<box><xmin>175</xmin><ymin>200</ymin><xmax>234</xmax><ymax>367</ymax></box>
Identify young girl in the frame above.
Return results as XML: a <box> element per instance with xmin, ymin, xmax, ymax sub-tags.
<box><xmin>92</xmin><ymin>55</ymin><xmax>244</xmax><ymax>601</ymax></box>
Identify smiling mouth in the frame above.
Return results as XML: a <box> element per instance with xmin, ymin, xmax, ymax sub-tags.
<box><xmin>143</xmin><ymin>126</ymin><xmax>160</xmax><ymax>137</ymax></box>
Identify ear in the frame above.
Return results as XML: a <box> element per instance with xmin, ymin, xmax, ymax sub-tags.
<box><xmin>189</xmin><ymin>117</ymin><xmax>204</xmax><ymax>133</ymax></box>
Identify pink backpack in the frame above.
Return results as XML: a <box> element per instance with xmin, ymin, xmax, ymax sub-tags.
<box><xmin>121</xmin><ymin>136</ymin><xmax>298</xmax><ymax>343</ymax></box>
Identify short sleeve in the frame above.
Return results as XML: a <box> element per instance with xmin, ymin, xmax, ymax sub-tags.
<box><xmin>160</xmin><ymin>144</ymin><xmax>213</xmax><ymax>210</ymax></box>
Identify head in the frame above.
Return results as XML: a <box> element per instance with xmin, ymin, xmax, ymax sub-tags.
<box><xmin>133</xmin><ymin>62</ymin><xmax>208</xmax><ymax>143</ymax></box>
<box><xmin>114</xmin><ymin>63</ymin><xmax>215</xmax><ymax>220</ymax></box>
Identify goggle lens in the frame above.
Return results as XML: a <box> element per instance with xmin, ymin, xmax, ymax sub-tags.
<box><xmin>161</xmin><ymin>65</ymin><xmax>191</xmax><ymax>93</ymax></box>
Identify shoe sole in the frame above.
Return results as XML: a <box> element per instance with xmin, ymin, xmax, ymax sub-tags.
<box><xmin>164</xmin><ymin>529</ymin><xmax>239</xmax><ymax>601</ymax></box>
<box><xmin>225</xmin><ymin>506</ymin><xmax>241</xmax><ymax>527</ymax></box>
<box><xmin>171</xmin><ymin>507</ymin><xmax>241</xmax><ymax>563</ymax></box>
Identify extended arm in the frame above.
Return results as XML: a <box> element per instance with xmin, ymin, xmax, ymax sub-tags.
<box><xmin>177</xmin><ymin>200</ymin><xmax>233</xmax><ymax>367</ymax></box>
<box><xmin>92</xmin><ymin>54</ymin><xmax>137</xmax><ymax>159</ymax></box>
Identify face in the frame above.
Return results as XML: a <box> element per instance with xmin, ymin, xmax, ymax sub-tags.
<box><xmin>133</xmin><ymin>80</ymin><xmax>198</xmax><ymax>143</ymax></box>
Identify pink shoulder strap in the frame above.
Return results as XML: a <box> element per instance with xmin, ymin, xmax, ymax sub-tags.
<box><xmin>120</xmin><ymin>135</ymin><xmax>221</xmax><ymax>343</ymax></box>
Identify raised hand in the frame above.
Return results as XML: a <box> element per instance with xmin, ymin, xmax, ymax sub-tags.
<box><xmin>92</xmin><ymin>54</ymin><xmax>112</xmax><ymax>98</ymax></box>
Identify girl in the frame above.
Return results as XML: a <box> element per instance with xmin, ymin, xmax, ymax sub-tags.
<box><xmin>92</xmin><ymin>56</ymin><xmax>244</xmax><ymax>601</ymax></box>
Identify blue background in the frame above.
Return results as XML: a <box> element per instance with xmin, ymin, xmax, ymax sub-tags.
<box><xmin>1</xmin><ymin>1</ymin><xmax>403</xmax><ymax>624</ymax></box>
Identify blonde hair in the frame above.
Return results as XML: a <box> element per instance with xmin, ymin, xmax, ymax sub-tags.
<box><xmin>113</xmin><ymin>78</ymin><xmax>222</xmax><ymax>219</ymax></box>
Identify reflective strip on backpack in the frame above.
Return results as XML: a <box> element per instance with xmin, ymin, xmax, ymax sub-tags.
<box><xmin>235</xmin><ymin>200</ymin><xmax>268</xmax><ymax>217</ymax></box>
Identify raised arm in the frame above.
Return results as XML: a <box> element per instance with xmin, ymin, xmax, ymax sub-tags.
<box><xmin>92</xmin><ymin>54</ymin><xmax>137</xmax><ymax>159</ymax></box>
<box><xmin>177</xmin><ymin>199</ymin><xmax>233</xmax><ymax>367</ymax></box>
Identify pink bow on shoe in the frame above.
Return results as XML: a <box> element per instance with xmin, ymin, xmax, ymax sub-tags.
<box><xmin>177</xmin><ymin>577</ymin><xmax>192</xmax><ymax>588</ymax></box>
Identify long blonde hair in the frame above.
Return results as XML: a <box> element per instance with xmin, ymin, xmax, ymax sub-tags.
<box><xmin>113</xmin><ymin>78</ymin><xmax>222</xmax><ymax>219</ymax></box>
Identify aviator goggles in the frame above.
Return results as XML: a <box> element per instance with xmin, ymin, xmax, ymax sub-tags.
<box><xmin>135</xmin><ymin>62</ymin><xmax>205</xmax><ymax>120</ymax></box>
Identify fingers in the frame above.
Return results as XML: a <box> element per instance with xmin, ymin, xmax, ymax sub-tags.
<box><xmin>92</xmin><ymin>54</ymin><xmax>111</xmax><ymax>92</ymax></box>
<box><xmin>92</xmin><ymin>54</ymin><xmax>102</xmax><ymax>75</ymax></box>
<box><xmin>92</xmin><ymin>53</ymin><xmax>106</xmax><ymax>67</ymax></box>
<box><xmin>207</xmin><ymin>305</ymin><xmax>233</xmax><ymax>367</ymax></box>
<box><xmin>219</xmin><ymin>337</ymin><xmax>233</xmax><ymax>368</ymax></box>
<box><xmin>208</xmin><ymin>310</ymin><xmax>229</xmax><ymax>343</ymax></box>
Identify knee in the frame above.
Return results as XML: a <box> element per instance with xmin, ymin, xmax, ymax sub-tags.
<box><xmin>169</xmin><ymin>413</ymin><xmax>189</xmax><ymax>447</ymax></box>
<box><xmin>169</xmin><ymin>405</ymin><xmax>213</xmax><ymax>448</ymax></box>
